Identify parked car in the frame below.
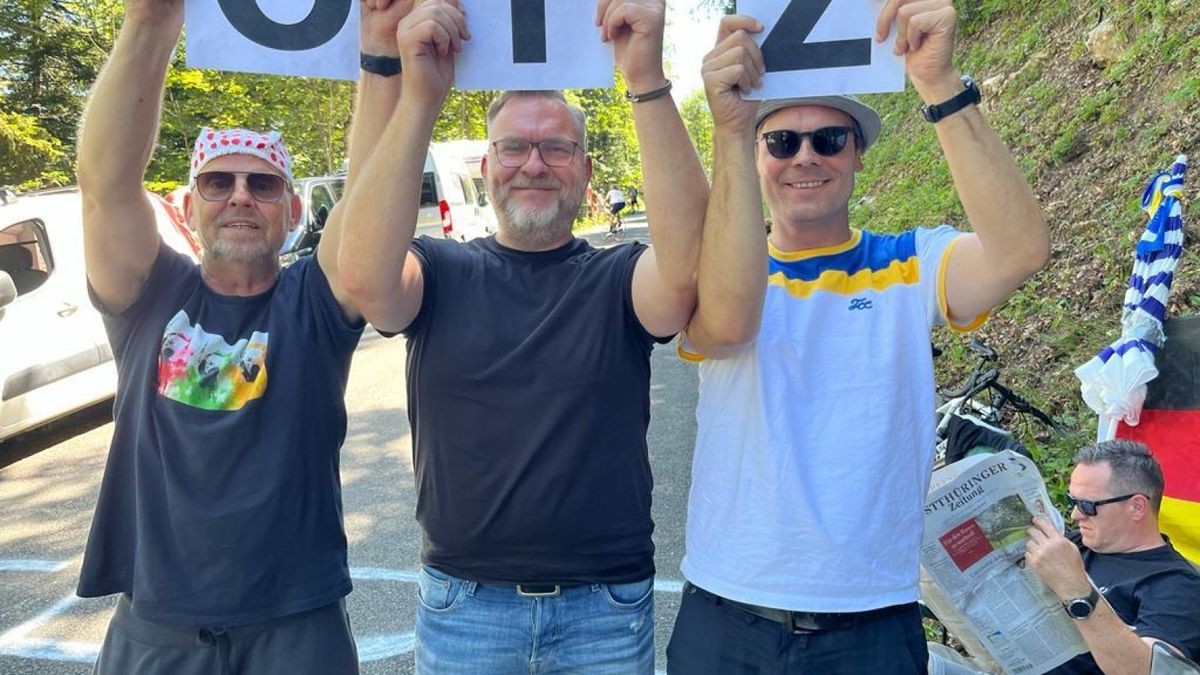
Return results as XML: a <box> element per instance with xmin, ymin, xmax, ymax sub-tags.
<box><xmin>279</xmin><ymin>174</ymin><xmax>345</xmax><ymax>265</ymax></box>
<box><xmin>0</xmin><ymin>187</ymin><xmax>198</xmax><ymax>442</ymax></box>
<box><xmin>277</xmin><ymin>146</ymin><xmax>495</xmax><ymax>264</ymax></box>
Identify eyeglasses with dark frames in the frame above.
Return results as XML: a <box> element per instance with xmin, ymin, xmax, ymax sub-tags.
<box><xmin>193</xmin><ymin>171</ymin><xmax>289</xmax><ymax>203</ymax></box>
<box><xmin>491</xmin><ymin>138</ymin><xmax>582</xmax><ymax>168</ymax></box>
<box><xmin>1067</xmin><ymin>493</ymin><xmax>1141</xmax><ymax>516</ymax></box>
<box><xmin>760</xmin><ymin>126</ymin><xmax>856</xmax><ymax>159</ymax></box>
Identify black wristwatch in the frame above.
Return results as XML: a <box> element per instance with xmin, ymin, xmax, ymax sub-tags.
<box><xmin>921</xmin><ymin>75</ymin><xmax>981</xmax><ymax>123</ymax></box>
<box><xmin>360</xmin><ymin>52</ymin><xmax>402</xmax><ymax>77</ymax></box>
<box><xmin>1063</xmin><ymin>586</ymin><xmax>1102</xmax><ymax>620</ymax></box>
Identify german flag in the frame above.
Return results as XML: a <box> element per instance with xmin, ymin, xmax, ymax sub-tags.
<box><xmin>1117</xmin><ymin>316</ymin><xmax>1200</xmax><ymax>564</ymax></box>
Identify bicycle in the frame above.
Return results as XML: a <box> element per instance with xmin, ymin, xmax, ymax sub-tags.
<box><xmin>604</xmin><ymin>204</ymin><xmax>625</xmax><ymax>240</ymax></box>
<box><xmin>933</xmin><ymin>339</ymin><xmax>1060</xmax><ymax>468</ymax></box>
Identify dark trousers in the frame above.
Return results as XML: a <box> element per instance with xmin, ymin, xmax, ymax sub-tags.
<box><xmin>93</xmin><ymin>595</ymin><xmax>359</xmax><ymax>675</ymax></box>
<box><xmin>667</xmin><ymin>583</ymin><xmax>928</xmax><ymax>675</ymax></box>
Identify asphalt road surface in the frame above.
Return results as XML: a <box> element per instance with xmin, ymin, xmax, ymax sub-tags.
<box><xmin>0</xmin><ymin>217</ymin><xmax>702</xmax><ymax>674</ymax></box>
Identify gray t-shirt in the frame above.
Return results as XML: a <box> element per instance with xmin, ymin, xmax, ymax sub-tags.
<box><xmin>78</xmin><ymin>245</ymin><xmax>364</xmax><ymax>627</ymax></box>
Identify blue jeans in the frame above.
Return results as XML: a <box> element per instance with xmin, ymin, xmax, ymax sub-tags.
<box><xmin>415</xmin><ymin>566</ymin><xmax>654</xmax><ymax>674</ymax></box>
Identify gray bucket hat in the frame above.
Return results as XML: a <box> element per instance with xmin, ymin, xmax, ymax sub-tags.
<box><xmin>755</xmin><ymin>95</ymin><xmax>882</xmax><ymax>151</ymax></box>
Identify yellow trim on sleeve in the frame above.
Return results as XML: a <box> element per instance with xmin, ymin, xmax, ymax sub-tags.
<box><xmin>937</xmin><ymin>236</ymin><xmax>989</xmax><ymax>333</ymax></box>
<box><xmin>677</xmin><ymin>333</ymin><xmax>706</xmax><ymax>363</ymax></box>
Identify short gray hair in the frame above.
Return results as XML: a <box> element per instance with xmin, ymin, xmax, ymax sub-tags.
<box><xmin>1075</xmin><ymin>440</ymin><xmax>1165</xmax><ymax>512</ymax></box>
<box><xmin>486</xmin><ymin>91</ymin><xmax>588</xmax><ymax>152</ymax></box>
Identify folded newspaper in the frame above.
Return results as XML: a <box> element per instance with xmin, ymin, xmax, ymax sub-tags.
<box><xmin>921</xmin><ymin>450</ymin><xmax>1088</xmax><ymax>674</ymax></box>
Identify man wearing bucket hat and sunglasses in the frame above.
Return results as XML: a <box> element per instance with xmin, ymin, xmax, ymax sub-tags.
<box><xmin>668</xmin><ymin>0</ymin><xmax>1049</xmax><ymax>672</ymax></box>
<box><xmin>72</xmin><ymin>1</ymin><xmax>415</xmax><ymax>672</ymax></box>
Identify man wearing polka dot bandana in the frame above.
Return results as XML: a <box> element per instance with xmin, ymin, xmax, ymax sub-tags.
<box><xmin>73</xmin><ymin>2</ymin><xmax>413</xmax><ymax>673</ymax></box>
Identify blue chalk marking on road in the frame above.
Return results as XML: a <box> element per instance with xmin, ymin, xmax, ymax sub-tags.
<box><xmin>0</xmin><ymin>559</ymin><xmax>70</xmax><ymax>573</ymax></box>
<box><xmin>357</xmin><ymin>632</ymin><xmax>417</xmax><ymax>662</ymax></box>
<box><xmin>350</xmin><ymin>567</ymin><xmax>420</xmax><ymax>583</ymax></box>
<box><xmin>654</xmin><ymin>578</ymin><xmax>684</xmax><ymax>594</ymax></box>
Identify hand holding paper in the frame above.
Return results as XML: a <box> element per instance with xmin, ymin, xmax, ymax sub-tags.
<box><xmin>360</xmin><ymin>0</ymin><xmax>415</xmax><ymax>56</ymax></box>
<box><xmin>597</xmin><ymin>0</ymin><xmax>666</xmax><ymax>92</ymax></box>
<box><xmin>397</xmin><ymin>0</ymin><xmax>469</xmax><ymax>104</ymax></box>
<box><xmin>875</xmin><ymin>0</ymin><xmax>961</xmax><ymax>100</ymax></box>
<box><xmin>702</xmin><ymin>15</ymin><xmax>764</xmax><ymax>134</ymax></box>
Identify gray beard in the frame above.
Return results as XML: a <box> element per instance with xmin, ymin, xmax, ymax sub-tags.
<box><xmin>496</xmin><ymin>181</ymin><xmax>586</xmax><ymax>249</ymax></box>
<box><xmin>197</xmin><ymin>227</ymin><xmax>278</xmax><ymax>265</ymax></box>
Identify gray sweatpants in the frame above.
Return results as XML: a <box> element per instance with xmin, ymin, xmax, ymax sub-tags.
<box><xmin>93</xmin><ymin>595</ymin><xmax>359</xmax><ymax>675</ymax></box>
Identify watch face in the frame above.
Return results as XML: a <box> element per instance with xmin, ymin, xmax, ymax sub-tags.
<box><xmin>1066</xmin><ymin>594</ymin><xmax>1096</xmax><ymax>619</ymax></box>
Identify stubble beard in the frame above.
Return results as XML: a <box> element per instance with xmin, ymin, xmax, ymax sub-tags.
<box><xmin>195</xmin><ymin>209</ymin><xmax>284</xmax><ymax>266</ymax></box>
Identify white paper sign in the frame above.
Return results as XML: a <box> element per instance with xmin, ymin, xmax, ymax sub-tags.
<box><xmin>455</xmin><ymin>0</ymin><xmax>613</xmax><ymax>91</ymax></box>
<box><xmin>185</xmin><ymin>0</ymin><xmax>360</xmax><ymax>81</ymax></box>
<box><xmin>737</xmin><ymin>0</ymin><xmax>904</xmax><ymax>99</ymax></box>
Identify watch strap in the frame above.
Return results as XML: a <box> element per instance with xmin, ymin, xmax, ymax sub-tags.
<box><xmin>921</xmin><ymin>76</ymin><xmax>980</xmax><ymax>123</ymax></box>
<box><xmin>360</xmin><ymin>53</ymin><xmax>402</xmax><ymax>77</ymax></box>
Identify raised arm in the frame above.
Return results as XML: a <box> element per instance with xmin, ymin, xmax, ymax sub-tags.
<box><xmin>878</xmin><ymin>0</ymin><xmax>1049</xmax><ymax>325</ymax></box>
<box><xmin>682</xmin><ymin>16</ymin><xmax>768</xmax><ymax>359</ymax></box>
<box><xmin>335</xmin><ymin>0</ymin><xmax>467</xmax><ymax>333</ymax></box>
<box><xmin>318</xmin><ymin>0</ymin><xmax>414</xmax><ymax>321</ymax></box>
<box><xmin>77</xmin><ymin>1</ymin><xmax>183</xmax><ymax>313</ymax></box>
<box><xmin>598</xmin><ymin>0</ymin><xmax>710</xmax><ymax>338</ymax></box>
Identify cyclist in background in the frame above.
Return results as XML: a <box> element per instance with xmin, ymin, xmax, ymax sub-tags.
<box><xmin>606</xmin><ymin>185</ymin><xmax>627</xmax><ymax>237</ymax></box>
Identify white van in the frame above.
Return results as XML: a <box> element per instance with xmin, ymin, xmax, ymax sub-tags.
<box><xmin>418</xmin><ymin>143</ymin><xmax>495</xmax><ymax>241</ymax></box>
<box><xmin>0</xmin><ymin>188</ymin><xmax>198</xmax><ymax>442</ymax></box>
<box><xmin>435</xmin><ymin>139</ymin><xmax>499</xmax><ymax>235</ymax></box>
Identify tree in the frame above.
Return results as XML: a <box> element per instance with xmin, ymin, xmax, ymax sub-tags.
<box><xmin>679</xmin><ymin>88</ymin><xmax>714</xmax><ymax>177</ymax></box>
<box><xmin>575</xmin><ymin>73</ymin><xmax>642</xmax><ymax>193</ymax></box>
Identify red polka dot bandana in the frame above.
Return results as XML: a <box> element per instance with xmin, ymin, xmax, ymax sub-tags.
<box><xmin>189</xmin><ymin>127</ymin><xmax>293</xmax><ymax>184</ymax></box>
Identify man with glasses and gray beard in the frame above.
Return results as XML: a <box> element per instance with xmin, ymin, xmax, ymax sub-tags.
<box><xmin>72</xmin><ymin>1</ymin><xmax>416</xmax><ymax>672</ymax></box>
<box><xmin>332</xmin><ymin>0</ymin><xmax>706</xmax><ymax>671</ymax></box>
<box><xmin>668</xmin><ymin>0</ymin><xmax>1048</xmax><ymax>672</ymax></box>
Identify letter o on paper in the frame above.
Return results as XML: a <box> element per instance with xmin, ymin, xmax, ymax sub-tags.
<box><xmin>218</xmin><ymin>0</ymin><xmax>351</xmax><ymax>51</ymax></box>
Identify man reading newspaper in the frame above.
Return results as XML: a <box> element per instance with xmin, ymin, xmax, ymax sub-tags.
<box><xmin>929</xmin><ymin>440</ymin><xmax>1200</xmax><ymax>674</ymax></box>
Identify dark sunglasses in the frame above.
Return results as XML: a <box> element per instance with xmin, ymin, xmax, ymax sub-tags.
<box><xmin>761</xmin><ymin>126</ymin><xmax>855</xmax><ymax>159</ymax></box>
<box><xmin>194</xmin><ymin>171</ymin><xmax>289</xmax><ymax>203</ymax></box>
<box><xmin>1067</xmin><ymin>493</ymin><xmax>1140</xmax><ymax>516</ymax></box>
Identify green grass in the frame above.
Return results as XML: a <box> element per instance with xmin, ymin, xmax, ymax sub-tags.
<box><xmin>849</xmin><ymin>0</ymin><xmax>1200</xmax><ymax>513</ymax></box>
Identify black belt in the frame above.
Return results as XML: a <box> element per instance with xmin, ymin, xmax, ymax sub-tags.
<box><xmin>689</xmin><ymin>583</ymin><xmax>912</xmax><ymax>633</ymax></box>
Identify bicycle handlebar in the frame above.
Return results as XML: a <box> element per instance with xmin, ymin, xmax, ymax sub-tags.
<box><xmin>988</xmin><ymin>381</ymin><xmax>1060</xmax><ymax>431</ymax></box>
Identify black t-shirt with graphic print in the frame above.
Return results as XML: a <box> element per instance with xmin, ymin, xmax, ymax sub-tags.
<box><xmin>78</xmin><ymin>245</ymin><xmax>364</xmax><ymax>628</ymax></box>
<box><xmin>1048</xmin><ymin>531</ymin><xmax>1200</xmax><ymax>674</ymax></box>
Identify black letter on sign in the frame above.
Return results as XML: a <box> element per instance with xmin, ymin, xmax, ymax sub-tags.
<box><xmin>759</xmin><ymin>0</ymin><xmax>871</xmax><ymax>72</ymax></box>
<box><xmin>218</xmin><ymin>0</ymin><xmax>351</xmax><ymax>52</ymax></box>
<box><xmin>511</xmin><ymin>0</ymin><xmax>547</xmax><ymax>64</ymax></box>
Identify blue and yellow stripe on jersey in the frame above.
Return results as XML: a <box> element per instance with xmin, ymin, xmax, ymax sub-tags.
<box><xmin>767</xmin><ymin>229</ymin><xmax>920</xmax><ymax>298</ymax></box>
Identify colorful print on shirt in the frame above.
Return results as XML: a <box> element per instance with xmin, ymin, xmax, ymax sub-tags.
<box><xmin>157</xmin><ymin>310</ymin><xmax>269</xmax><ymax>410</ymax></box>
